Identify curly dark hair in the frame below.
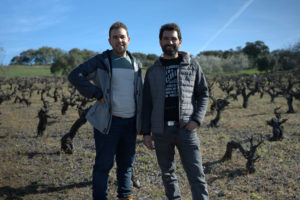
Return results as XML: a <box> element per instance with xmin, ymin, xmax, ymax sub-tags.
<box><xmin>159</xmin><ymin>23</ymin><xmax>182</xmax><ymax>40</ymax></box>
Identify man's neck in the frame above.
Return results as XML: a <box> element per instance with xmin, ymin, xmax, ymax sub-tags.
<box><xmin>162</xmin><ymin>53</ymin><xmax>179</xmax><ymax>60</ymax></box>
<box><xmin>112</xmin><ymin>50</ymin><xmax>127</xmax><ymax>57</ymax></box>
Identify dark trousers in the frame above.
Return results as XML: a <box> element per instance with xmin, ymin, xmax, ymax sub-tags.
<box><xmin>92</xmin><ymin>116</ymin><xmax>136</xmax><ymax>200</ymax></box>
<box><xmin>153</xmin><ymin>126</ymin><xmax>209</xmax><ymax>200</ymax></box>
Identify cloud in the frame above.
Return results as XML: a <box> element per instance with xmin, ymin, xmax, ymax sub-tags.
<box><xmin>0</xmin><ymin>0</ymin><xmax>71</xmax><ymax>33</ymax></box>
<box><xmin>200</xmin><ymin>0</ymin><xmax>254</xmax><ymax>51</ymax></box>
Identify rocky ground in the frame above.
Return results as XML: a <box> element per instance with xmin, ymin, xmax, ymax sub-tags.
<box><xmin>0</xmin><ymin>81</ymin><xmax>299</xmax><ymax>200</ymax></box>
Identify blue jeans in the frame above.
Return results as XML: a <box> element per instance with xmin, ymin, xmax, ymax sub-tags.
<box><xmin>153</xmin><ymin>126</ymin><xmax>209</xmax><ymax>200</ymax></box>
<box><xmin>93</xmin><ymin>116</ymin><xmax>136</xmax><ymax>200</ymax></box>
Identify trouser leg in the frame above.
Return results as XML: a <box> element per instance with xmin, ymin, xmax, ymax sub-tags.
<box><xmin>116</xmin><ymin>117</ymin><xmax>137</xmax><ymax>198</ymax></box>
<box><xmin>153</xmin><ymin>130</ymin><xmax>181</xmax><ymax>200</ymax></box>
<box><xmin>93</xmin><ymin>128</ymin><xmax>118</xmax><ymax>200</ymax></box>
<box><xmin>177</xmin><ymin>128</ymin><xmax>209</xmax><ymax>200</ymax></box>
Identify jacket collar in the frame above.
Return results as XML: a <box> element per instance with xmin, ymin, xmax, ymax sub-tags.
<box><xmin>102</xmin><ymin>49</ymin><xmax>140</xmax><ymax>72</ymax></box>
<box><xmin>154</xmin><ymin>51</ymin><xmax>190</xmax><ymax>67</ymax></box>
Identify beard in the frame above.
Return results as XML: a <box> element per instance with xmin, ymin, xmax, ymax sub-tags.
<box><xmin>113</xmin><ymin>43</ymin><xmax>128</xmax><ymax>56</ymax></box>
<box><xmin>162</xmin><ymin>44</ymin><xmax>178</xmax><ymax>56</ymax></box>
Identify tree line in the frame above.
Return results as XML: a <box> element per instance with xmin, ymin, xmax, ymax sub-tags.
<box><xmin>197</xmin><ymin>40</ymin><xmax>300</xmax><ymax>73</ymax></box>
<box><xmin>7</xmin><ymin>40</ymin><xmax>300</xmax><ymax>74</ymax></box>
<box><xmin>9</xmin><ymin>46</ymin><xmax>159</xmax><ymax>75</ymax></box>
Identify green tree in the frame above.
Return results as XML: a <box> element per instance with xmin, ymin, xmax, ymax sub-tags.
<box><xmin>242</xmin><ymin>41</ymin><xmax>270</xmax><ymax>69</ymax></box>
<box><xmin>132</xmin><ymin>52</ymin><xmax>158</xmax><ymax>68</ymax></box>
<box><xmin>10</xmin><ymin>47</ymin><xmax>65</xmax><ymax>65</ymax></box>
<box><xmin>222</xmin><ymin>53</ymin><xmax>250</xmax><ymax>72</ymax></box>
<box><xmin>272</xmin><ymin>41</ymin><xmax>300</xmax><ymax>71</ymax></box>
<box><xmin>52</xmin><ymin>48</ymin><xmax>64</xmax><ymax>62</ymax></box>
<box><xmin>10</xmin><ymin>56</ymin><xmax>21</xmax><ymax>65</ymax></box>
<box><xmin>197</xmin><ymin>50</ymin><xmax>224</xmax><ymax>58</ymax></box>
<box><xmin>50</xmin><ymin>53</ymin><xmax>76</xmax><ymax>75</ymax></box>
<box><xmin>276</xmin><ymin>50</ymin><xmax>297</xmax><ymax>70</ymax></box>
<box><xmin>196</xmin><ymin>55</ymin><xmax>223</xmax><ymax>73</ymax></box>
<box><xmin>291</xmin><ymin>41</ymin><xmax>300</xmax><ymax>70</ymax></box>
<box><xmin>34</xmin><ymin>46</ymin><xmax>65</xmax><ymax>65</ymax></box>
<box><xmin>256</xmin><ymin>55</ymin><xmax>275</xmax><ymax>72</ymax></box>
<box><xmin>197</xmin><ymin>53</ymin><xmax>249</xmax><ymax>73</ymax></box>
<box><xmin>34</xmin><ymin>46</ymin><xmax>54</xmax><ymax>65</ymax></box>
<box><xmin>146</xmin><ymin>54</ymin><xmax>158</xmax><ymax>61</ymax></box>
<box><xmin>132</xmin><ymin>52</ymin><xmax>147</xmax><ymax>60</ymax></box>
<box><xmin>82</xmin><ymin>49</ymin><xmax>97</xmax><ymax>60</ymax></box>
<box><xmin>18</xmin><ymin>49</ymin><xmax>36</xmax><ymax>65</ymax></box>
<box><xmin>50</xmin><ymin>48</ymin><xmax>97</xmax><ymax>75</ymax></box>
<box><xmin>242</xmin><ymin>40</ymin><xmax>269</xmax><ymax>59</ymax></box>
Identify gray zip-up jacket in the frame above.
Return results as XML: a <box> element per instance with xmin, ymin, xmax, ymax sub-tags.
<box><xmin>142</xmin><ymin>52</ymin><xmax>209</xmax><ymax>134</ymax></box>
<box><xmin>68</xmin><ymin>50</ymin><xmax>143</xmax><ymax>134</ymax></box>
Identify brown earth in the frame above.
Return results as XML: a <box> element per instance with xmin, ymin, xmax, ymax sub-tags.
<box><xmin>0</xmin><ymin>79</ymin><xmax>299</xmax><ymax>200</ymax></box>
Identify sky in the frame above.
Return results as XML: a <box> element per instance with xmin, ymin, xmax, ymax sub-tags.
<box><xmin>0</xmin><ymin>0</ymin><xmax>300</xmax><ymax>65</ymax></box>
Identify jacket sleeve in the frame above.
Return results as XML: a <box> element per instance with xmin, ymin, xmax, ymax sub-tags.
<box><xmin>192</xmin><ymin>60</ymin><xmax>209</xmax><ymax>125</ymax></box>
<box><xmin>141</xmin><ymin>69</ymin><xmax>152</xmax><ymax>135</ymax></box>
<box><xmin>68</xmin><ymin>55</ymin><xmax>103</xmax><ymax>100</ymax></box>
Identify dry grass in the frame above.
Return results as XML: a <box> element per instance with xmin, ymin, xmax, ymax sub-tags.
<box><xmin>0</xmin><ymin>78</ymin><xmax>299</xmax><ymax>200</ymax></box>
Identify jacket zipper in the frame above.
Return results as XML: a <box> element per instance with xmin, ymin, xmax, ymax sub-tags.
<box><xmin>177</xmin><ymin>66</ymin><xmax>181</xmax><ymax>127</ymax></box>
<box><xmin>105</xmin><ymin>53</ymin><xmax>113</xmax><ymax>134</ymax></box>
<box><xmin>162</xmin><ymin>66</ymin><xmax>166</xmax><ymax>124</ymax></box>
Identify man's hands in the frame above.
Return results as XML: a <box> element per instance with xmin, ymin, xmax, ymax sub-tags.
<box><xmin>143</xmin><ymin>135</ymin><xmax>154</xmax><ymax>150</ymax></box>
<box><xmin>98</xmin><ymin>98</ymin><xmax>105</xmax><ymax>104</ymax></box>
<box><xmin>143</xmin><ymin>121</ymin><xmax>199</xmax><ymax>150</ymax></box>
<box><xmin>185</xmin><ymin>120</ymin><xmax>199</xmax><ymax>131</ymax></box>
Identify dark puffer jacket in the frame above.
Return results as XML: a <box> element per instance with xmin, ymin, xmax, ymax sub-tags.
<box><xmin>142</xmin><ymin>51</ymin><xmax>209</xmax><ymax>134</ymax></box>
<box><xmin>68</xmin><ymin>50</ymin><xmax>143</xmax><ymax>134</ymax></box>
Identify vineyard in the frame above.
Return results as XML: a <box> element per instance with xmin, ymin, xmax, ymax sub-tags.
<box><xmin>0</xmin><ymin>70</ymin><xmax>299</xmax><ymax>200</ymax></box>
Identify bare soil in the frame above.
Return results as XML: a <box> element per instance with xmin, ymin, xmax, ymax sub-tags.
<box><xmin>0</xmin><ymin>78</ymin><xmax>299</xmax><ymax>200</ymax></box>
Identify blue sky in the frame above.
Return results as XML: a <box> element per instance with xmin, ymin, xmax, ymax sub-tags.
<box><xmin>0</xmin><ymin>0</ymin><xmax>300</xmax><ymax>65</ymax></box>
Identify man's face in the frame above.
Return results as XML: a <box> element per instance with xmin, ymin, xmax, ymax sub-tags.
<box><xmin>109</xmin><ymin>28</ymin><xmax>130</xmax><ymax>56</ymax></box>
<box><xmin>160</xmin><ymin>30</ymin><xmax>182</xmax><ymax>58</ymax></box>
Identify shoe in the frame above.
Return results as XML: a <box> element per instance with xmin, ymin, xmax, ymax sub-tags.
<box><xmin>119</xmin><ymin>194</ymin><xmax>133</xmax><ymax>200</ymax></box>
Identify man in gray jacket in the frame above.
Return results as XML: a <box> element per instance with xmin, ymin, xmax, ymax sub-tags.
<box><xmin>68</xmin><ymin>22</ymin><xmax>143</xmax><ymax>200</ymax></box>
<box><xmin>142</xmin><ymin>23</ymin><xmax>209</xmax><ymax>200</ymax></box>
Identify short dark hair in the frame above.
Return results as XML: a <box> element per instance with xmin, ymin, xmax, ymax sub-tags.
<box><xmin>159</xmin><ymin>23</ymin><xmax>182</xmax><ymax>41</ymax></box>
<box><xmin>109</xmin><ymin>22</ymin><xmax>129</xmax><ymax>37</ymax></box>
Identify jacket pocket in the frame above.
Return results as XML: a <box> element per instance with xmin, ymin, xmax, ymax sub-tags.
<box><xmin>86</xmin><ymin>101</ymin><xmax>111</xmax><ymax>134</ymax></box>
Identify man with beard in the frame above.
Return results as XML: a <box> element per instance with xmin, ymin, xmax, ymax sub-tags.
<box><xmin>68</xmin><ymin>22</ymin><xmax>143</xmax><ymax>200</ymax></box>
<box><xmin>142</xmin><ymin>23</ymin><xmax>209</xmax><ymax>200</ymax></box>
